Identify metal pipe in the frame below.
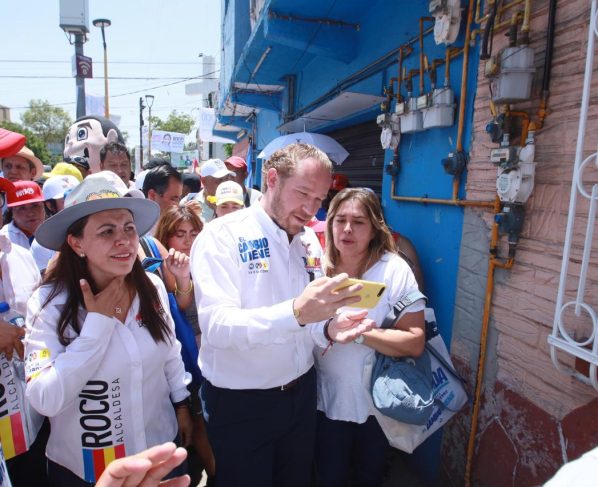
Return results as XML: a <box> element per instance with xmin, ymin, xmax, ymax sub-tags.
<box><xmin>521</xmin><ymin>0</ymin><xmax>532</xmax><ymax>39</ymax></box>
<box><xmin>390</xmin><ymin>177</ymin><xmax>495</xmax><ymax>208</ymax></box>
<box><xmin>457</xmin><ymin>0</ymin><xmax>475</xmax><ymax>153</ymax></box>
<box><xmin>464</xmin><ymin>198</ymin><xmax>515</xmax><ymax>487</ymax></box>
<box><xmin>420</xmin><ymin>17</ymin><xmax>435</xmax><ymax>93</ymax></box>
<box><xmin>475</xmin><ymin>0</ymin><xmax>526</xmax><ymax>25</ymax></box>
<box><xmin>537</xmin><ymin>0</ymin><xmax>557</xmax><ymax>129</ymax></box>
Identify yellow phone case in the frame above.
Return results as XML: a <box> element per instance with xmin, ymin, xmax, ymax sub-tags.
<box><xmin>335</xmin><ymin>278</ymin><xmax>387</xmax><ymax>309</ymax></box>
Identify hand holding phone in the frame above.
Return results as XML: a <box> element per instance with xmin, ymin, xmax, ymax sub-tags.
<box><xmin>334</xmin><ymin>278</ymin><xmax>386</xmax><ymax>309</ymax></box>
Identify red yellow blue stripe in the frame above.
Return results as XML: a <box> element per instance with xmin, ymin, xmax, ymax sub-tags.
<box><xmin>82</xmin><ymin>444</ymin><xmax>126</xmax><ymax>482</ymax></box>
<box><xmin>0</xmin><ymin>413</ymin><xmax>27</xmax><ymax>459</ymax></box>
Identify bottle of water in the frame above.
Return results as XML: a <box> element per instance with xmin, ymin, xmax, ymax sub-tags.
<box><xmin>0</xmin><ymin>302</ymin><xmax>26</xmax><ymax>381</ymax></box>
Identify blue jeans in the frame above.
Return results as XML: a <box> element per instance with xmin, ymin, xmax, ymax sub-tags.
<box><xmin>315</xmin><ymin>411</ymin><xmax>389</xmax><ymax>487</ymax></box>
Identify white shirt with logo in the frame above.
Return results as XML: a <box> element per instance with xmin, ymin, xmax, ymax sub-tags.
<box><xmin>0</xmin><ymin>235</ymin><xmax>43</xmax><ymax>461</ymax></box>
<box><xmin>190</xmin><ymin>203</ymin><xmax>329</xmax><ymax>390</ymax></box>
<box><xmin>24</xmin><ymin>273</ymin><xmax>190</xmax><ymax>483</ymax></box>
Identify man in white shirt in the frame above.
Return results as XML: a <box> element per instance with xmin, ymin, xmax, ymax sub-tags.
<box><xmin>191</xmin><ymin>143</ymin><xmax>373</xmax><ymax>487</ymax></box>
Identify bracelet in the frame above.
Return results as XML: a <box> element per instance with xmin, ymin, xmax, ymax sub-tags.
<box><xmin>174</xmin><ymin>280</ymin><xmax>193</xmax><ymax>296</ymax></box>
<box><xmin>323</xmin><ymin>318</ymin><xmax>334</xmax><ymax>342</ymax></box>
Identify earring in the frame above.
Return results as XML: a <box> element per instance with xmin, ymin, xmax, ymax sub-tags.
<box><xmin>80</xmin><ymin>253</ymin><xmax>85</xmax><ymax>258</ymax></box>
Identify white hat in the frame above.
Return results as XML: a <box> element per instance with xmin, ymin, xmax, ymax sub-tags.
<box><xmin>36</xmin><ymin>171</ymin><xmax>158</xmax><ymax>251</ymax></box>
<box><xmin>214</xmin><ymin>180</ymin><xmax>244</xmax><ymax>207</ymax></box>
<box><xmin>134</xmin><ymin>169</ymin><xmax>149</xmax><ymax>190</ymax></box>
<box><xmin>200</xmin><ymin>159</ymin><xmax>234</xmax><ymax>179</ymax></box>
<box><xmin>42</xmin><ymin>175</ymin><xmax>80</xmax><ymax>201</ymax></box>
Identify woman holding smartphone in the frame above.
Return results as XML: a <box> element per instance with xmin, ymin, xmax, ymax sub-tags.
<box><xmin>315</xmin><ymin>187</ymin><xmax>426</xmax><ymax>487</ymax></box>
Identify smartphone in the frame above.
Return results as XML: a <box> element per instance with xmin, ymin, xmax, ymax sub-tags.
<box><xmin>334</xmin><ymin>278</ymin><xmax>386</xmax><ymax>309</ymax></box>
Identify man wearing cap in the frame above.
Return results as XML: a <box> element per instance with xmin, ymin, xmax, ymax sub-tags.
<box><xmin>211</xmin><ymin>180</ymin><xmax>245</xmax><ymax>218</ymax></box>
<box><xmin>191</xmin><ymin>143</ymin><xmax>374</xmax><ymax>487</ymax></box>
<box><xmin>1</xmin><ymin>146</ymin><xmax>44</xmax><ymax>182</ymax></box>
<box><xmin>0</xmin><ymin>181</ymin><xmax>46</xmax><ymax>249</ymax></box>
<box><xmin>225</xmin><ymin>155</ymin><xmax>262</xmax><ymax>207</ymax></box>
<box><xmin>194</xmin><ymin>159</ymin><xmax>234</xmax><ymax>224</ymax></box>
<box><xmin>0</xmin><ymin>129</ymin><xmax>48</xmax><ymax>485</ymax></box>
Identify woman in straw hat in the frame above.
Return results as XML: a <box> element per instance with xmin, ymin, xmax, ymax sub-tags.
<box><xmin>24</xmin><ymin>171</ymin><xmax>192</xmax><ymax>486</ymax></box>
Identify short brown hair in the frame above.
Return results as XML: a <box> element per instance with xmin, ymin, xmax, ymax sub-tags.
<box><xmin>261</xmin><ymin>143</ymin><xmax>332</xmax><ymax>191</ymax></box>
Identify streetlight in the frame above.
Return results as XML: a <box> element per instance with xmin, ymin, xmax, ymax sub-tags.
<box><xmin>145</xmin><ymin>94</ymin><xmax>155</xmax><ymax>157</ymax></box>
<box><xmin>92</xmin><ymin>18</ymin><xmax>111</xmax><ymax>118</ymax></box>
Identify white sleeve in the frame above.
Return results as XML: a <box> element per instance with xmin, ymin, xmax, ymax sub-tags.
<box><xmin>24</xmin><ymin>289</ymin><xmax>117</xmax><ymax>417</ymax></box>
<box><xmin>191</xmin><ymin>224</ymin><xmax>302</xmax><ymax>352</ymax></box>
<box><xmin>387</xmin><ymin>257</ymin><xmax>426</xmax><ymax>317</ymax></box>
<box><xmin>149</xmin><ymin>274</ymin><xmax>190</xmax><ymax>402</ymax></box>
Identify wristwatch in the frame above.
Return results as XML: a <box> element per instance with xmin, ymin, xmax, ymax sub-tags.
<box><xmin>354</xmin><ymin>335</ymin><xmax>365</xmax><ymax>345</ymax></box>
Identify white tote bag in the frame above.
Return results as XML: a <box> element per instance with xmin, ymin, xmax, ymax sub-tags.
<box><xmin>368</xmin><ymin>308</ymin><xmax>469</xmax><ymax>453</ymax></box>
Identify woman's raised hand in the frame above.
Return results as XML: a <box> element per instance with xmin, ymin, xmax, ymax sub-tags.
<box><xmin>80</xmin><ymin>278</ymin><xmax>126</xmax><ymax>319</ymax></box>
<box><xmin>163</xmin><ymin>249</ymin><xmax>190</xmax><ymax>282</ymax></box>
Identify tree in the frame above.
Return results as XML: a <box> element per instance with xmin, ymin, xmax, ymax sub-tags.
<box><xmin>152</xmin><ymin>110</ymin><xmax>195</xmax><ymax>135</ymax></box>
<box><xmin>223</xmin><ymin>143</ymin><xmax>234</xmax><ymax>158</ymax></box>
<box><xmin>0</xmin><ymin>121</ymin><xmax>52</xmax><ymax>164</ymax></box>
<box><xmin>20</xmin><ymin>99</ymin><xmax>72</xmax><ymax>146</ymax></box>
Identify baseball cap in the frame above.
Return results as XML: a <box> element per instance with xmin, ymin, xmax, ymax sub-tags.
<box><xmin>36</xmin><ymin>171</ymin><xmax>159</xmax><ymax>251</ymax></box>
<box><xmin>0</xmin><ymin>129</ymin><xmax>26</xmax><ymax>158</ymax></box>
<box><xmin>49</xmin><ymin>162</ymin><xmax>84</xmax><ymax>182</ymax></box>
<box><xmin>200</xmin><ymin>159</ymin><xmax>234</xmax><ymax>179</ymax></box>
<box><xmin>42</xmin><ymin>175</ymin><xmax>80</xmax><ymax>201</ymax></box>
<box><xmin>331</xmin><ymin>173</ymin><xmax>349</xmax><ymax>191</ymax></box>
<box><xmin>6</xmin><ymin>180</ymin><xmax>45</xmax><ymax>207</ymax></box>
<box><xmin>213</xmin><ymin>181</ymin><xmax>244</xmax><ymax>207</ymax></box>
<box><xmin>225</xmin><ymin>156</ymin><xmax>247</xmax><ymax>170</ymax></box>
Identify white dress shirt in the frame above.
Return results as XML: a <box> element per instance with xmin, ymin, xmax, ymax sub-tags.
<box><xmin>315</xmin><ymin>252</ymin><xmax>424</xmax><ymax>424</ymax></box>
<box><xmin>0</xmin><ymin>222</ymin><xmax>31</xmax><ymax>250</ymax></box>
<box><xmin>191</xmin><ymin>203</ymin><xmax>328</xmax><ymax>390</ymax></box>
<box><xmin>0</xmin><ymin>235</ymin><xmax>43</xmax><ymax>460</ymax></box>
<box><xmin>25</xmin><ymin>273</ymin><xmax>190</xmax><ymax>483</ymax></box>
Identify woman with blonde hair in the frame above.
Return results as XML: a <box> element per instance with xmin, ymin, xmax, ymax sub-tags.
<box><xmin>315</xmin><ymin>187</ymin><xmax>426</xmax><ymax>487</ymax></box>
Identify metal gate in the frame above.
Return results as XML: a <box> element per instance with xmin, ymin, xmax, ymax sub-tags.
<box><xmin>325</xmin><ymin>121</ymin><xmax>385</xmax><ymax>195</ymax></box>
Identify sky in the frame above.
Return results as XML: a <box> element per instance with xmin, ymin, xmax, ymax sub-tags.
<box><xmin>1</xmin><ymin>0</ymin><xmax>221</xmax><ymax>144</ymax></box>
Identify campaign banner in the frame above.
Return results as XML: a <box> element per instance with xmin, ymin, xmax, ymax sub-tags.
<box><xmin>172</xmin><ymin>150</ymin><xmax>199</xmax><ymax>169</ymax></box>
<box><xmin>142</xmin><ymin>128</ymin><xmax>185</xmax><ymax>153</ymax></box>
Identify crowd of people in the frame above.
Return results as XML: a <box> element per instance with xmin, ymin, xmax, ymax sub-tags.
<box><xmin>0</xmin><ymin>125</ymin><xmax>429</xmax><ymax>487</ymax></box>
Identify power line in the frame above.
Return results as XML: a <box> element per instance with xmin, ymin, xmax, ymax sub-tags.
<box><xmin>0</xmin><ymin>75</ymin><xmax>217</xmax><ymax>80</ymax></box>
<box><xmin>0</xmin><ymin>59</ymin><xmax>220</xmax><ymax>65</ymax></box>
<box><xmin>7</xmin><ymin>69</ymin><xmax>221</xmax><ymax>109</ymax></box>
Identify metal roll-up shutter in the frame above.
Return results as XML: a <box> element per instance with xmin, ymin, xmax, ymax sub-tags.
<box><xmin>325</xmin><ymin>121</ymin><xmax>385</xmax><ymax>196</ymax></box>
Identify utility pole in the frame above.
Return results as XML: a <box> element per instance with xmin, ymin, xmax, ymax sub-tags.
<box><xmin>74</xmin><ymin>33</ymin><xmax>87</xmax><ymax>118</ymax></box>
<box><xmin>139</xmin><ymin>97</ymin><xmax>145</xmax><ymax>167</ymax></box>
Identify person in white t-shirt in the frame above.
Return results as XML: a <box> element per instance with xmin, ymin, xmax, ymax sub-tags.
<box><xmin>314</xmin><ymin>188</ymin><xmax>426</xmax><ymax>487</ymax></box>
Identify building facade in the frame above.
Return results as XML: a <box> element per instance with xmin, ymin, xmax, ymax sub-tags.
<box><xmin>216</xmin><ymin>0</ymin><xmax>598</xmax><ymax>484</ymax></box>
